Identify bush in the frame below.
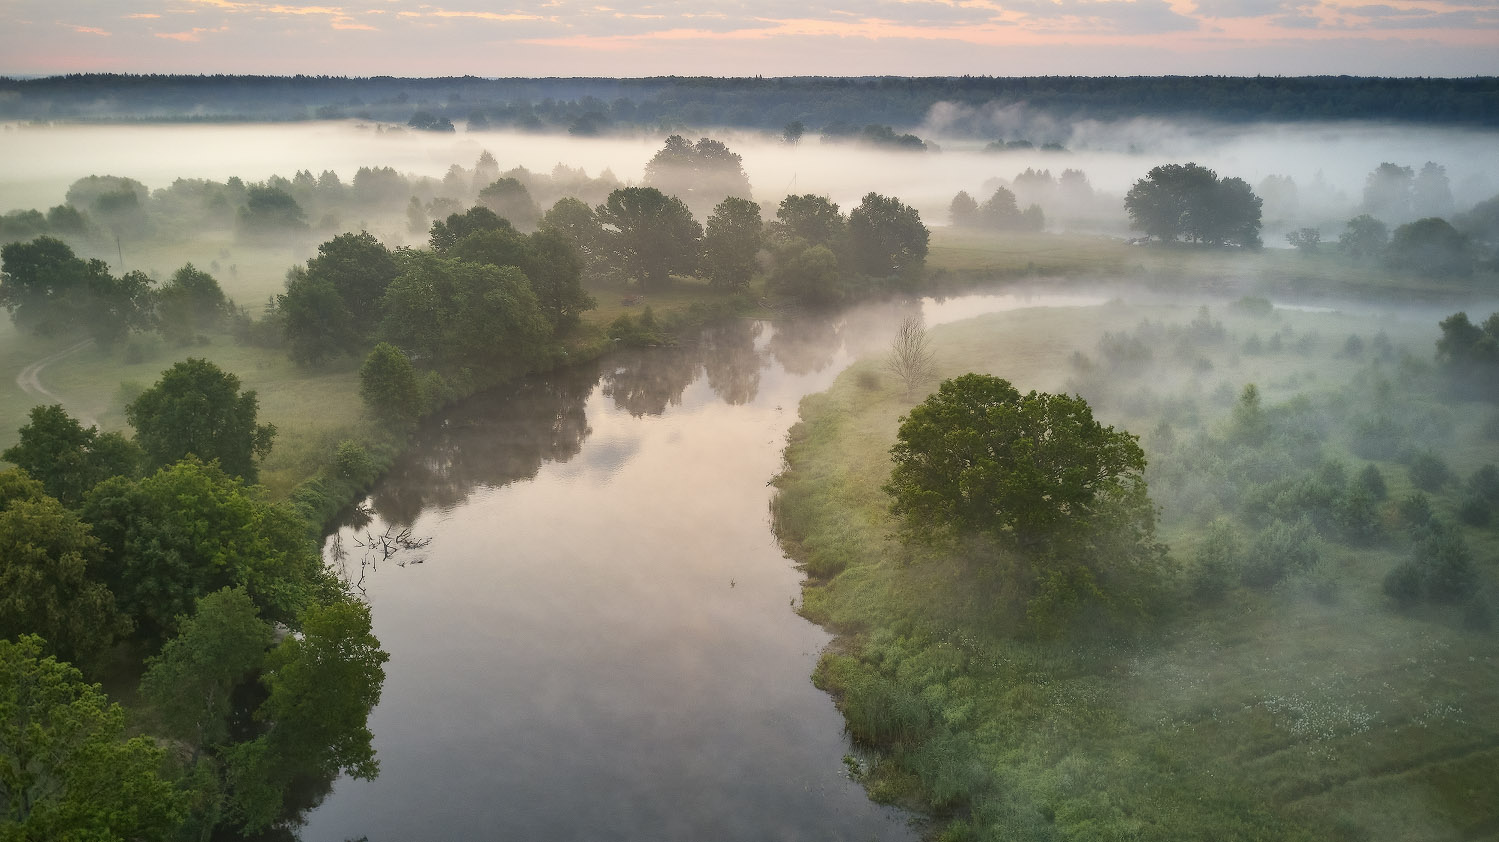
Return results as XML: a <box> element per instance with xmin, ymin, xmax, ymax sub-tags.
<box><xmin>1457</xmin><ymin>493</ymin><xmax>1491</xmax><ymax>527</ymax></box>
<box><xmin>1469</xmin><ymin>464</ymin><xmax>1499</xmax><ymax>501</ymax></box>
<box><xmin>1242</xmin><ymin>518</ymin><xmax>1319</xmax><ymax>588</ymax></box>
<box><xmin>1397</xmin><ymin>493</ymin><xmax>1434</xmax><ymax>528</ymax></box>
<box><xmin>1356</xmin><ymin>464</ymin><xmax>1387</xmax><ymax>501</ymax></box>
<box><xmin>1193</xmin><ymin>519</ymin><xmax>1240</xmax><ymax>600</ymax></box>
<box><xmin>1406</xmin><ymin>450</ymin><xmax>1450</xmax><ymax>492</ymax></box>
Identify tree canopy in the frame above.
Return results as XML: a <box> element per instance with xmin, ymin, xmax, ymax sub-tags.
<box><xmin>884</xmin><ymin>374</ymin><xmax>1166</xmax><ymax>632</ymax></box>
<box><xmin>125</xmin><ymin>358</ymin><xmax>276</xmax><ymax>481</ymax></box>
<box><xmin>2</xmin><ymin>405</ymin><xmax>140</xmax><ymax>506</ymax></box>
<box><xmin>0</xmin><ymin>636</ymin><xmax>184</xmax><ymax>841</ymax></box>
<box><xmin>1124</xmin><ymin>163</ymin><xmax>1263</xmax><ymax>248</ymax></box>
<box><xmin>703</xmin><ymin>196</ymin><xmax>763</xmax><ymax>289</ymax></box>
<box><xmin>848</xmin><ymin>192</ymin><xmax>929</xmax><ymax>278</ymax></box>
<box><xmin>0</xmin><ymin>236</ymin><xmax>154</xmax><ymax>345</ymax></box>
<box><xmin>81</xmin><ymin>459</ymin><xmax>331</xmax><ymax>642</ymax></box>
<box><xmin>595</xmin><ymin>187</ymin><xmax>701</xmax><ymax>291</ymax></box>
<box><xmin>886</xmin><ymin>374</ymin><xmax>1152</xmax><ymax>551</ymax></box>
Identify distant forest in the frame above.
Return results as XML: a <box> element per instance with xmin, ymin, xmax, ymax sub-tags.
<box><xmin>2</xmin><ymin>75</ymin><xmax>1497</xmax><ymax>134</ymax></box>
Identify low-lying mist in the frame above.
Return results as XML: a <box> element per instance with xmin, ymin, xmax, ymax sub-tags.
<box><xmin>4</xmin><ymin>114</ymin><xmax>1497</xmax><ymax>240</ymax></box>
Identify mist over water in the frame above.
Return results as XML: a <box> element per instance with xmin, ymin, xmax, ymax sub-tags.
<box><xmin>4</xmin><ymin>118</ymin><xmax>1497</xmax><ymax>236</ymax></box>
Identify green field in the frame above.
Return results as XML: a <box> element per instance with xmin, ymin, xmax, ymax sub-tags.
<box><xmin>773</xmin><ymin>300</ymin><xmax>1499</xmax><ymax>841</ymax></box>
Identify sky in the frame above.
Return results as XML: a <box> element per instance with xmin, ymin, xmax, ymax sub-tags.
<box><xmin>2</xmin><ymin>0</ymin><xmax>1497</xmax><ymax>78</ymax></box>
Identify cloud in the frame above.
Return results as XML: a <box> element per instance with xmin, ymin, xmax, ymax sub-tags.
<box><xmin>127</xmin><ymin>13</ymin><xmax>162</xmax><ymax>19</ymax></box>
<box><xmin>65</xmin><ymin>24</ymin><xmax>112</xmax><ymax>35</ymax></box>
<box><xmin>155</xmin><ymin>25</ymin><xmax>230</xmax><ymax>40</ymax></box>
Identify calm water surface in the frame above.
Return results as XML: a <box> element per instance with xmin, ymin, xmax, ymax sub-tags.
<box><xmin>302</xmin><ymin>292</ymin><xmax>1101</xmax><ymax>841</ymax></box>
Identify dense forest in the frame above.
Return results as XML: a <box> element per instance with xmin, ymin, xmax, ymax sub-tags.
<box><xmin>3</xmin><ymin>75</ymin><xmax>1498</xmax><ymax>132</ymax></box>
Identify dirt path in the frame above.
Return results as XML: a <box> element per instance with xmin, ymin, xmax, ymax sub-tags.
<box><xmin>15</xmin><ymin>338</ymin><xmax>96</xmax><ymax>426</ymax></box>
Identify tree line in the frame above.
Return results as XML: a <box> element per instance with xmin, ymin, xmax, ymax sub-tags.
<box><xmin>4</xmin><ymin>75</ymin><xmax>1497</xmax><ymax>130</ymax></box>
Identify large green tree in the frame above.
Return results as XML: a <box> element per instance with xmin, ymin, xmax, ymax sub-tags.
<box><xmin>774</xmin><ymin>194</ymin><xmax>845</xmax><ymax>248</ymax></box>
<box><xmin>358</xmin><ymin>342</ymin><xmax>424</xmax><ymax>429</ymax></box>
<box><xmin>642</xmin><ymin>135</ymin><xmax>752</xmax><ymax>213</ymax></box>
<box><xmin>595</xmin><ymin>187</ymin><xmax>702</xmax><ymax>291</ymax></box>
<box><xmin>702</xmin><ymin>196</ymin><xmax>763</xmax><ymax>289</ymax></box>
<box><xmin>0</xmin><ymin>236</ymin><xmax>153</xmax><ymax>344</ymax></box>
<box><xmin>1124</xmin><ymin>163</ymin><xmax>1262</xmax><ymax>248</ymax></box>
<box><xmin>125</xmin><ymin>358</ymin><xmax>276</xmax><ymax>481</ymax></box>
<box><xmin>139</xmin><ymin>587</ymin><xmax>273</xmax><ymax>756</ymax></box>
<box><xmin>225</xmin><ymin>599</ymin><xmax>387</xmax><ymax>833</ymax></box>
<box><xmin>885</xmin><ymin>374</ymin><xmax>1165</xmax><ymax>632</ymax></box>
<box><xmin>848</xmin><ymin>192</ymin><xmax>929</xmax><ymax>278</ymax></box>
<box><xmin>0</xmin><ymin>471</ymin><xmax>129</xmax><ymax>666</ymax></box>
<box><xmin>80</xmin><ymin>459</ymin><xmax>330</xmax><ymax>641</ymax></box>
<box><xmin>155</xmin><ymin>263</ymin><xmax>228</xmax><ymax>346</ymax></box>
<box><xmin>886</xmin><ymin>374</ymin><xmax>1152</xmax><ymax>550</ymax></box>
<box><xmin>0</xmin><ymin>636</ymin><xmax>184</xmax><ymax>842</ymax></box>
<box><xmin>2</xmin><ymin>404</ymin><xmax>140</xmax><ymax>506</ymax></box>
<box><xmin>379</xmin><ymin>252</ymin><xmax>552</xmax><ymax>374</ymax></box>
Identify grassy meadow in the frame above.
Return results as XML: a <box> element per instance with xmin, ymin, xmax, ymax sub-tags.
<box><xmin>773</xmin><ymin>298</ymin><xmax>1499</xmax><ymax>841</ymax></box>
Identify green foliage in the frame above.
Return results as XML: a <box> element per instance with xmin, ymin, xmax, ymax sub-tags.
<box><xmin>379</xmin><ymin>252</ymin><xmax>552</xmax><ymax>375</ymax></box>
<box><xmin>139</xmin><ymin>587</ymin><xmax>273</xmax><ymax>751</ymax></box>
<box><xmin>886</xmin><ymin>374</ymin><xmax>1164</xmax><ymax>633</ymax></box>
<box><xmin>769</xmin><ymin>242</ymin><xmax>842</xmax><ymax>307</ymax></box>
<box><xmin>358</xmin><ymin>343</ymin><xmax>424</xmax><ymax>430</ymax></box>
<box><xmin>227</xmin><ymin>599</ymin><xmax>387</xmax><ymax>833</ymax></box>
<box><xmin>278</xmin><ymin>266</ymin><xmax>358</xmax><ymax>365</ymax></box>
<box><xmin>888</xmin><ymin>374</ymin><xmax>1151</xmax><ymax>550</ymax></box>
<box><xmin>1338</xmin><ymin>214</ymin><xmax>1388</xmax><ymax>260</ymax></box>
<box><xmin>80</xmin><ymin>459</ymin><xmax>330</xmax><ymax>642</ymax></box>
<box><xmin>2</xmin><ymin>404</ymin><xmax>141</xmax><ymax>506</ymax></box>
<box><xmin>476</xmin><ymin>177</ymin><xmax>539</xmax><ymax>230</ymax></box>
<box><xmin>0</xmin><ymin>236</ymin><xmax>154</xmax><ymax>345</ymax></box>
<box><xmin>237</xmin><ymin>185</ymin><xmax>307</xmax><ymax>234</ymax></box>
<box><xmin>1384</xmin><ymin>520</ymin><xmax>1476</xmax><ymax>607</ymax></box>
<box><xmin>0</xmin><ymin>471</ymin><xmax>129</xmax><ymax>666</ymax></box>
<box><xmin>0</xmin><ymin>636</ymin><xmax>185</xmax><ymax>841</ymax></box>
<box><xmin>848</xmin><ymin>192</ymin><xmax>929</xmax><ymax>279</ymax></box>
<box><xmin>1356</xmin><ymin>463</ymin><xmax>1388</xmax><ymax>500</ymax></box>
<box><xmin>702</xmin><ymin>196</ymin><xmax>763</xmax><ymax>289</ymax></box>
<box><xmin>1124</xmin><ymin>162</ymin><xmax>1263</xmax><ymax>248</ymax></box>
<box><xmin>1386</xmin><ymin>217</ymin><xmax>1473</xmax><ymax>277</ymax></box>
<box><xmin>595</xmin><ymin>187</ymin><xmax>702</xmax><ymax>290</ymax></box>
<box><xmin>1241</xmin><ymin>517</ymin><xmax>1320</xmax><ymax>588</ymax></box>
<box><xmin>155</xmin><ymin>263</ymin><xmax>229</xmax><ymax>346</ymax></box>
<box><xmin>1406</xmin><ymin>449</ymin><xmax>1450</xmax><ymax>491</ymax></box>
<box><xmin>641</xmin><ymin>135</ymin><xmax>752</xmax><ymax>212</ymax></box>
<box><xmin>775</xmin><ymin>194</ymin><xmax>845</xmax><ymax>248</ymax></box>
<box><xmin>1192</xmin><ymin>518</ymin><xmax>1241</xmax><ymax>600</ymax></box>
<box><xmin>126</xmin><ymin>358</ymin><xmax>276</xmax><ymax>482</ymax></box>
<box><xmin>305</xmin><ymin>231</ymin><xmax>399</xmax><ymax>328</ymax></box>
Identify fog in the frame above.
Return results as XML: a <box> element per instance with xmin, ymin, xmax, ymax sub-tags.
<box><xmin>4</xmin><ymin>115</ymin><xmax>1497</xmax><ymax>242</ymax></box>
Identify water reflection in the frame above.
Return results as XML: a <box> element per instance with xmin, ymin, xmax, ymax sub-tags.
<box><xmin>601</xmin><ymin>344</ymin><xmax>699</xmax><ymax>417</ymax></box>
<box><xmin>700</xmin><ymin>319</ymin><xmax>764</xmax><ymax>406</ymax></box>
<box><xmin>367</xmin><ymin>363</ymin><xmax>600</xmax><ymax>526</ymax></box>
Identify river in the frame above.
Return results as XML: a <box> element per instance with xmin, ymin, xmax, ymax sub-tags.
<box><xmin>299</xmin><ymin>291</ymin><xmax>1102</xmax><ymax>841</ymax></box>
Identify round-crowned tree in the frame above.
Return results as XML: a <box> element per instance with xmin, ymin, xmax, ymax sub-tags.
<box><xmin>884</xmin><ymin>373</ymin><xmax>1167</xmax><ymax>633</ymax></box>
<box><xmin>126</xmin><ymin>358</ymin><xmax>275</xmax><ymax>482</ymax></box>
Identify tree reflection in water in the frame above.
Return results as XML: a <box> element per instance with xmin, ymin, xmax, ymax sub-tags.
<box><xmin>367</xmin><ymin>362</ymin><xmax>601</xmax><ymax>526</ymax></box>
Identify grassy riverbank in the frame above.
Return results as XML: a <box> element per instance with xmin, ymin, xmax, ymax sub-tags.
<box><xmin>773</xmin><ymin>300</ymin><xmax>1499</xmax><ymax>841</ymax></box>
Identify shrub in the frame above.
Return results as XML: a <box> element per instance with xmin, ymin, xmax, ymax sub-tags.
<box><xmin>1457</xmin><ymin>493</ymin><xmax>1491</xmax><ymax>527</ymax></box>
<box><xmin>1397</xmin><ymin>493</ymin><xmax>1434</xmax><ymax>529</ymax></box>
<box><xmin>1242</xmin><ymin>518</ymin><xmax>1319</xmax><ymax>588</ymax></box>
<box><xmin>1406</xmin><ymin>450</ymin><xmax>1451</xmax><ymax>492</ymax></box>
<box><xmin>1356</xmin><ymin>464</ymin><xmax>1388</xmax><ymax>501</ymax></box>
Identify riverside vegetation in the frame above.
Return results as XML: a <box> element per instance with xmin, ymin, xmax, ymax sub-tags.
<box><xmin>772</xmin><ymin>299</ymin><xmax>1499</xmax><ymax>841</ymax></box>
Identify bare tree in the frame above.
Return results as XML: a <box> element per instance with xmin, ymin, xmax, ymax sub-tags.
<box><xmin>885</xmin><ymin>314</ymin><xmax>937</xmax><ymax>398</ymax></box>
